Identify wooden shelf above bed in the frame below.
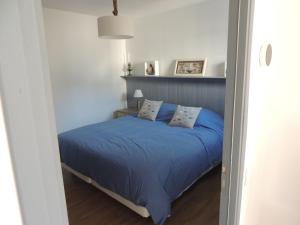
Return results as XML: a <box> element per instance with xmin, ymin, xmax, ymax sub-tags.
<box><xmin>121</xmin><ymin>75</ymin><xmax>226</xmax><ymax>80</ymax></box>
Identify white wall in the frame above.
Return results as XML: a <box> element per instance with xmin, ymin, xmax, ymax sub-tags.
<box><xmin>44</xmin><ymin>8</ymin><xmax>127</xmax><ymax>133</ymax></box>
<box><xmin>240</xmin><ymin>0</ymin><xmax>300</xmax><ymax>225</ymax></box>
<box><xmin>127</xmin><ymin>0</ymin><xmax>229</xmax><ymax>76</ymax></box>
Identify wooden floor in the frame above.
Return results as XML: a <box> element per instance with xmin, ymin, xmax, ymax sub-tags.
<box><xmin>63</xmin><ymin>166</ymin><xmax>221</xmax><ymax>225</ymax></box>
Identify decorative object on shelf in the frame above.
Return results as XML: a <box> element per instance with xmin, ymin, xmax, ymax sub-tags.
<box><xmin>121</xmin><ymin>75</ymin><xmax>225</xmax><ymax>80</ymax></box>
<box><xmin>144</xmin><ymin>61</ymin><xmax>160</xmax><ymax>76</ymax></box>
<box><xmin>133</xmin><ymin>89</ymin><xmax>143</xmax><ymax>109</ymax></box>
<box><xmin>127</xmin><ymin>63</ymin><xmax>134</xmax><ymax>76</ymax></box>
<box><xmin>174</xmin><ymin>59</ymin><xmax>207</xmax><ymax>76</ymax></box>
<box><xmin>97</xmin><ymin>0</ymin><xmax>134</xmax><ymax>39</ymax></box>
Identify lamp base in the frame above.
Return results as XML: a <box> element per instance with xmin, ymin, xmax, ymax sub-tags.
<box><xmin>137</xmin><ymin>100</ymin><xmax>141</xmax><ymax>110</ymax></box>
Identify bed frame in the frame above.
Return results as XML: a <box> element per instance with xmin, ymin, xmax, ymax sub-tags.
<box><xmin>62</xmin><ymin>162</ymin><xmax>220</xmax><ymax>218</ymax></box>
<box><xmin>62</xmin><ymin>163</ymin><xmax>150</xmax><ymax>217</ymax></box>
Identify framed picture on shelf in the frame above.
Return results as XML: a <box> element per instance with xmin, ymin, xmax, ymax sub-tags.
<box><xmin>144</xmin><ymin>60</ymin><xmax>159</xmax><ymax>76</ymax></box>
<box><xmin>174</xmin><ymin>59</ymin><xmax>207</xmax><ymax>76</ymax></box>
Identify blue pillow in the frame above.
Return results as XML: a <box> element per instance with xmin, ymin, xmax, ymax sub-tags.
<box><xmin>156</xmin><ymin>103</ymin><xmax>177</xmax><ymax>121</ymax></box>
<box><xmin>194</xmin><ymin>108</ymin><xmax>224</xmax><ymax>134</ymax></box>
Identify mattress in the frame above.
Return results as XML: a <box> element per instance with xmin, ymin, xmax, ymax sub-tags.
<box><xmin>58</xmin><ymin>115</ymin><xmax>223</xmax><ymax>225</ymax></box>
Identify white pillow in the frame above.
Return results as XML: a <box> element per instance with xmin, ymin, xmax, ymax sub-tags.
<box><xmin>169</xmin><ymin>105</ymin><xmax>202</xmax><ymax>128</ymax></box>
<box><xmin>138</xmin><ymin>99</ymin><xmax>163</xmax><ymax>121</ymax></box>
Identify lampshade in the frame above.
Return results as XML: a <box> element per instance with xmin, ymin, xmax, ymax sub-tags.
<box><xmin>133</xmin><ymin>89</ymin><xmax>143</xmax><ymax>98</ymax></box>
<box><xmin>98</xmin><ymin>16</ymin><xmax>134</xmax><ymax>39</ymax></box>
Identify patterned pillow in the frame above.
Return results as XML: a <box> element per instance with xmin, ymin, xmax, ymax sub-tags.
<box><xmin>169</xmin><ymin>105</ymin><xmax>202</xmax><ymax>128</ymax></box>
<box><xmin>138</xmin><ymin>99</ymin><xmax>163</xmax><ymax>121</ymax></box>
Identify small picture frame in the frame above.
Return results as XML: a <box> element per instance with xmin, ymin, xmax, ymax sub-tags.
<box><xmin>144</xmin><ymin>60</ymin><xmax>159</xmax><ymax>76</ymax></box>
<box><xmin>174</xmin><ymin>59</ymin><xmax>207</xmax><ymax>76</ymax></box>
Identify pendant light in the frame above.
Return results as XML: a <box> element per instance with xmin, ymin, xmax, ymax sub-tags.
<box><xmin>97</xmin><ymin>0</ymin><xmax>134</xmax><ymax>39</ymax></box>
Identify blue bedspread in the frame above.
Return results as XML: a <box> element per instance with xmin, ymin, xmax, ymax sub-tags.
<box><xmin>58</xmin><ymin>116</ymin><xmax>223</xmax><ymax>225</ymax></box>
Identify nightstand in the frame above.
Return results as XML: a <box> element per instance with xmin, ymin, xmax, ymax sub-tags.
<box><xmin>113</xmin><ymin>108</ymin><xmax>138</xmax><ymax>119</ymax></box>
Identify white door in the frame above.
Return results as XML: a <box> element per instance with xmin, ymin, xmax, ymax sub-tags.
<box><xmin>240</xmin><ymin>1</ymin><xmax>300</xmax><ymax>225</ymax></box>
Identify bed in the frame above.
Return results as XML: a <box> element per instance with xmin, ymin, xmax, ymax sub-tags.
<box><xmin>58</xmin><ymin>108</ymin><xmax>224</xmax><ymax>225</ymax></box>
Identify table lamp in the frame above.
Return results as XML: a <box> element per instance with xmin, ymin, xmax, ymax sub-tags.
<box><xmin>133</xmin><ymin>89</ymin><xmax>143</xmax><ymax>110</ymax></box>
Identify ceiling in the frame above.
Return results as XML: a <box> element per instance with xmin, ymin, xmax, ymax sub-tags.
<box><xmin>42</xmin><ymin>0</ymin><xmax>208</xmax><ymax>17</ymax></box>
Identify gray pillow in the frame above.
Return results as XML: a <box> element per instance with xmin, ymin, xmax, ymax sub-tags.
<box><xmin>169</xmin><ymin>105</ymin><xmax>202</xmax><ymax>128</ymax></box>
<box><xmin>138</xmin><ymin>99</ymin><xmax>163</xmax><ymax>121</ymax></box>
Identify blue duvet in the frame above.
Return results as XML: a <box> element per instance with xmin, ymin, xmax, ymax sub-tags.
<box><xmin>58</xmin><ymin>115</ymin><xmax>223</xmax><ymax>225</ymax></box>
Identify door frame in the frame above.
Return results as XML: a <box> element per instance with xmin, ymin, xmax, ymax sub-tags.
<box><xmin>0</xmin><ymin>0</ymin><xmax>255</xmax><ymax>225</ymax></box>
<box><xmin>0</xmin><ymin>0</ymin><xmax>69</xmax><ymax>225</ymax></box>
<box><xmin>219</xmin><ymin>0</ymin><xmax>255</xmax><ymax>225</ymax></box>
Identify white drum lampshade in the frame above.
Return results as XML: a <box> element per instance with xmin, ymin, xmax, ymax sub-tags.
<box><xmin>98</xmin><ymin>16</ymin><xmax>134</xmax><ymax>39</ymax></box>
<box><xmin>133</xmin><ymin>89</ymin><xmax>143</xmax><ymax>98</ymax></box>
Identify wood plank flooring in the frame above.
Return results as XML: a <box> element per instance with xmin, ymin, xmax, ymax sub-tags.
<box><xmin>63</xmin><ymin>166</ymin><xmax>221</xmax><ymax>225</ymax></box>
